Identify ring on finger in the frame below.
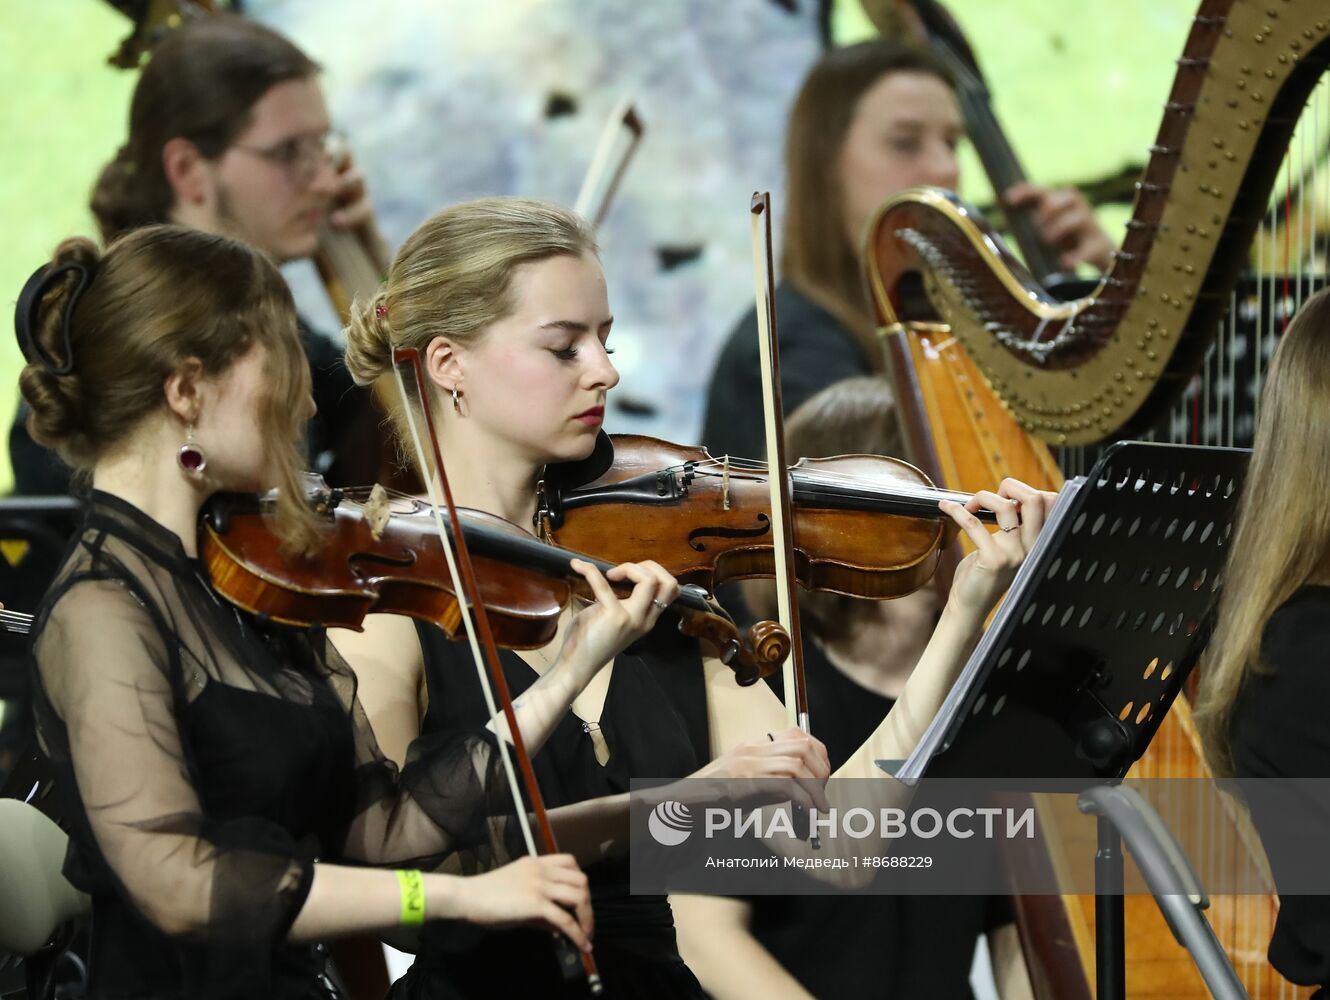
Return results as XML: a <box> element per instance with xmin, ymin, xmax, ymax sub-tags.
<box><xmin>1000</xmin><ymin>524</ymin><xmax>1020</xmax><ymax>533</ymax></box>
<box><xmin>652</xmin><ymin>599</ymin><xmax>669</xmax><ymax>610</ymax></box>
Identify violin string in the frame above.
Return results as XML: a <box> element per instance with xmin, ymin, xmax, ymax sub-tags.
<box><xmin>327</xmin><ymin>479</ymin><xmax>647</xmax><ymax>598</ymax></box>
<box><xmin>687</xmin><ymin>460</ymin><xmax>977</xmax><ymax>506</ymax></box>
<box><xmin>791</xmin><ymin>470</ymin><xmax>974</xmax><ymax>504</ymax></box>
<box><xmin>690</xmin><ymin>456</ymin><xmax>963</xmax><ymax>496</ymax></box>
<box><xmin>339</xmin><ymin>458</ymin><xmax>975</xmax><ymax>510</ymax></box>
<box><xmin>359</xmin><ymin>449</ymin><xmax>976</xmax><ymax>513</ymax></box>
<box><xmin>335</xmin><ymin>484</ymin><xmax>416</xmax><ymax>505</ymax></box>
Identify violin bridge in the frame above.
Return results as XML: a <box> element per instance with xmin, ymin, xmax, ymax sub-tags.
<box><xmin>722</xmin><ymin>456</ymin><xmax>731</xmax><ymax>511</ymax></box>
<box><xmin>364</xmin><ymin>483</ymin><xmax>392</xmax><ymax>541</ymax></box>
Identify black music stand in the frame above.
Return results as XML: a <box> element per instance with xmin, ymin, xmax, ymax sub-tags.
<box><xmin>881</xmin><ymin>441</ymin><xmax>1251</xmax><ymax>1000</ymax></box>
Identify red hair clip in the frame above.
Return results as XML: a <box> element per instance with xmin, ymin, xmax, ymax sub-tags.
<box><xmin>375</xmin><ymin>302</ymin><xmax>387</xmax><ymax>319</ymax></box>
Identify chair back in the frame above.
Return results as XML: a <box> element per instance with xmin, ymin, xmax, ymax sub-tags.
<box><xmin>0</xmin><ymin>799</ymin><xmax>89</xmax><ymax>955</ymax></box>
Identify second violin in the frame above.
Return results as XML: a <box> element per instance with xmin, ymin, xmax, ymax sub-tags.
<box><xmin>536</xmin><ymin>434</ymin><xmax>998</xmax><ymax>602</ymax></box>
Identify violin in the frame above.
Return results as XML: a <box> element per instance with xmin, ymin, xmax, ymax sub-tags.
<box><xmin>536</xmin><ymin>434</ymin><xmax>998</xmax><ymax>601</ymax></box>
<box><xmin>199</xmin><ymin>478</ymin><xmax>789</xmax><ymax>686</ymax></box>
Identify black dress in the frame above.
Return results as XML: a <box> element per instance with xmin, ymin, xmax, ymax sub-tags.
<box><xmin>753</xmin><ymin>640</ymin><xmax>1015</xmax><ymax>999</ymax></box>
<box><xmin>700</xmin><ymin>282</ymin><xmax>869</xmax><ymax>461</ymax></box>
<box><xmin>29</xmin><ymin>492</ymin><xmax>514</xmax><ymax>1000</ymax></box>
<box><xmin>390</xmin><ymin>623</ymin><xmax>710</xmax><ymax>999</ymax></box>
<box><xmin>1231</xmin><ymin>585</ymin><xmax>1330</xmax><ymax>996</ymax></box>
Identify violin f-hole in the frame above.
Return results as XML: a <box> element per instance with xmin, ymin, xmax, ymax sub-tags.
<box><xmin>347</xmin><ymin>549</ymin><xmax>418</xmax><ymax>572</ymax></box>
<box><xmin>687</xmin><ymin>513</ymin><xmax>770</xmax><ymax>552</ymax></box>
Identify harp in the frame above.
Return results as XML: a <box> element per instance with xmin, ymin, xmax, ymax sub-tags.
<box><xmin>866</xmin><ymin>4</ymin><xmax>1329</xmax><ymax>449</ymax></box>
<box><xmin>863</xmin><ymin>2</ymin><xmax>1329</xmax><ymax>997</ymax></box>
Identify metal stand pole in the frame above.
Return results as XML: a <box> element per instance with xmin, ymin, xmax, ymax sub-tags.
<box><xmin>1095</xmin><ymin>813</ymin><xmax>1126</xmax><ymax>1000</ymax></box>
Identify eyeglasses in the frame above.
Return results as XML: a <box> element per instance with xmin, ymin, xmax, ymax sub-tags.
<box><xmin>230</xmin><ymin>130</ymin><xmax>344</xmax><ymax>185</ymax></box>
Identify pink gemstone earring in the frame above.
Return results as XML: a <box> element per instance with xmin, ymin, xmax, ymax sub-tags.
<box><xmin>178</xmin><ymin>424</ymin><xmax>207</xmax><ymax>476</ymax></box>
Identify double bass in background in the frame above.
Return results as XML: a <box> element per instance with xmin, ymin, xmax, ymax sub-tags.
<box><xmin>863</xmin><ymin>0</ymin><xmax>1330</xmax><ymax>996</ymax></box>
<box><xmin>100</xmin><ymin>2</ymin><xmax>642</xmax><ymax>498</ymax></box>
<box><xmin>101</xmin><ymin>0</ymin><xmax>394</xmax><ymax>483</ymax></box>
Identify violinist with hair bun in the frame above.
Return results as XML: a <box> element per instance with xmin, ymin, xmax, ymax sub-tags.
<box><xmin>13</xmin><ymin>223</ymin><xmax>653</xmax><ymax>1000</ymax></box>
<box><xmin>335</xmin><ymin>195</ymin><xmax>1055</xmax><ymax>998</ymax></box>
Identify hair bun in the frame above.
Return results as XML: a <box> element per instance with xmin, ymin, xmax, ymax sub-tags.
<box><xmin>89</xmin><ymin>146</ymin><xmax>153</xmax><ymax>244</ymax></box>
<box><xmin>18</xmin><ymin>238</ymin><xmax>103</xmax><ymax>461</ymax></box>
<box><xmin>343</xmin><ymin>289</ymin><xmax>394</xmax><ymax>386</ymax></box>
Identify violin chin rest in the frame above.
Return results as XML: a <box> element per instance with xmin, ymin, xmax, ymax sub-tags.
<box><xmin>543</xmin><ymin>432</ymin><xmax>616</xmax><ymax>490</ymax></box>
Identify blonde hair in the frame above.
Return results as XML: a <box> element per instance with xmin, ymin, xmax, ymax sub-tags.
<box><xmin>19</xmin><ymin>225</ymin><xmax>318</xmax><ymax>550</ymax></box>
<box><xmin>345</xmin><ymin>197</ymin><xmax>597</xmax><ymax>389</ymax></box>
<box><xmin>1194</xmin><ymin>288</ymin><xmax>1330</xmax><ymax>776</ymax></box>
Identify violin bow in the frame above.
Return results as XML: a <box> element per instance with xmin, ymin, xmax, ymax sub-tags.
<box><xmin>748</xmin><ymin>194</ymin><xmax>817</xmax><ymax>792</ymax></box>
<box><xmin>573</xmin><ymin>98</ymin><xmax>645</xmax><ymax>229</ymax></box>
<box><xmin>390</xmin><ymin>347</ymin><xmax>603</xmax><ymax>995</ymax></box>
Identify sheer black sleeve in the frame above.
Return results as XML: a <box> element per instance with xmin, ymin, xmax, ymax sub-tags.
<box><xmin>33</xmin><ymin>579</ymin><xmax>314</xmax><ymax>984</ymax></box>
<box><xmin>328</xmin><ymin>636</ymin><xmax>524</xmax><ymax>873</ymax></box>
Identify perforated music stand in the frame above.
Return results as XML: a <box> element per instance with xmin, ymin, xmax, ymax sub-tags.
<box><xmin>882</xmin><ymin>440</ymin><xmax>1251</xmax><ymax>1000</ymax></box>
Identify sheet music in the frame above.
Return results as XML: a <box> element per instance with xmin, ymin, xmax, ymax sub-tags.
<box><xmin>886</xmin><ymin>475</ymin><xmax>1087</xmax><ymax>785</ymax></box>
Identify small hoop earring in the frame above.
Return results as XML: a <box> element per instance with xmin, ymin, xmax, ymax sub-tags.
<box><xmin>178</xmin><ymin>424</ymin><xmax>207</xmax><ymax>476</ymax></box>
<box><xmin>451</xmin><ymin>386</ymin><xmax>461</xmax><ymax>413</ymax></box>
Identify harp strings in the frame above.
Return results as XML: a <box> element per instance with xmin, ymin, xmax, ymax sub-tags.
<box><xmin>1055</xmin><ymin>72</ymin><xmax>1330</xmax><ymax>478</ymax></box>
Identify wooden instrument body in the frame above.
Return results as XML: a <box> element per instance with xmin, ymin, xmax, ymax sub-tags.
<box><xmin>883</xmin><ymin>322</ymin><xmax>1063</xmax><ymax>594</ymax></box>
<box><xmin>541</xmin><ymin>434</ymin><xmax>956</xmax><ymax>603</ymax></box>
<box><xmin>202</xmin><ymin>494</ymin><xmax>568</xmax><ymax>647</ymax></box>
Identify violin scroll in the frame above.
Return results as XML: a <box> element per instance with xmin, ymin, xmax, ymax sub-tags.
<box><xmin>668</xmin><ymin>586</ymin><xmax>791</xmax><ymax>687</ymax></box>
<box><xmin>744</xmin><ymin>619</ymin><xmax>793</xmax><ymax>684</ymax></box>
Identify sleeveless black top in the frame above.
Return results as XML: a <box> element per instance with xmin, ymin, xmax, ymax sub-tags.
<box><xmin>391</xmin><ymin>623</ymin><xmax>711</xmax><ymax>999</ymax></box>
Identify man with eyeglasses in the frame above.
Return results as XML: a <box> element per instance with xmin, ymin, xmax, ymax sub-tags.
<box><xmin>9</xmin><ymin>13</ymin><xmax>385</xmax><ymax>494</ymax></box>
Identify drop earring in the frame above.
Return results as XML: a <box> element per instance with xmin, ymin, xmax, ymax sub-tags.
<box><xmin>178</xmin><ymin>424</ymin><xmax>207</xmax><ymax>475</ymax></box>
<box><xmin>452</xmin><ymin>386</ymin><xmax>461</xmax><ymax>413</ymax></box>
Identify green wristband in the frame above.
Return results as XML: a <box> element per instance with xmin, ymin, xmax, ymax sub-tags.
<box><xmin>395</xmin><ymin>869</ymin><xmax>426</xmax><ymax>927</ymax></box>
